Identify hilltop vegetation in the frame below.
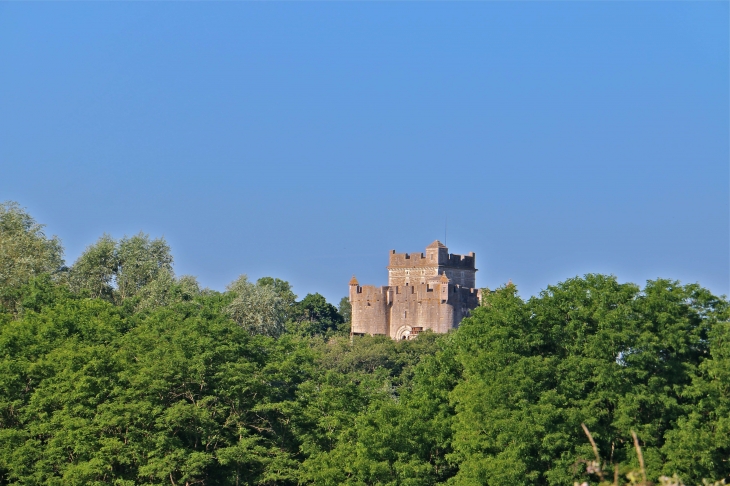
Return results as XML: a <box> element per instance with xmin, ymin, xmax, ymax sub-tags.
<box><xmin>0</xmin><ymin>201</ymin><xmax>728</xmax><ymax>486</ymax></box>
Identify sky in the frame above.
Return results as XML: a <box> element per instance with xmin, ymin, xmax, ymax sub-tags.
<box><xmin>0</xmin><ymin>2</ymin><xmax>727</xmax><ymax>305</ymax></box>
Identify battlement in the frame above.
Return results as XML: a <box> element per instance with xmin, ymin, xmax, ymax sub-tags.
<box><xmin>388</xmin><ymin>241</ymin><xmax>476</xmax><ymax>270</ymax></box>
<box><xmin>447</xmin><ymin>252</ymin><xmax>476</xmax><ymax>269</ymax></box>
<box><xmin>388</xmin><ymin>251</ymin><xmax>433</xmax><ymax>267</ymax></box>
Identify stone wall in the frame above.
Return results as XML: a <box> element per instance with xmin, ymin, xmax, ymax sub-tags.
<box><xmin>387</xmin><ymin>266</ymin><xmax>440</xmax><ymax>286</ymax></box>
<box><xmin>349</xmin><ymin>284</ymin><xmax>389</xmax><ymax>336</ymax></box>
<box><xmin>443</xmin><ymin>267</ymin><xmax>476</xmax><ymax>288</ymax></box>
<box><xmin>388</xmin><ymin>281</ymin><xmax>452</xmax><ymax>337</ymax></box>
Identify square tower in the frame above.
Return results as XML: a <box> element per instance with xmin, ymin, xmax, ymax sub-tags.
<box><xmin>387</xmin><ymin>240</ymin><xmax>476</xmax><ymax>288</ymax></box>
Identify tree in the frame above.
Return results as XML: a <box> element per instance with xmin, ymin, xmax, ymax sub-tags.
<box><xmin>293</xmin><ymin>293</ymin><xmax>344</xmax><ymax>337</ymax></box>
<box><xmin>257</xmin><ymin>277</ymin><xmax>298</xmax><ymax>320</ymax></box>
<box><xmin>115</xmin><ymin>233</ymin><xmax>173</xmax><ymax>301</ymax></box>
<box><xmin>0</xmin><ymin>202</ymin><xmax>64</xmax><ymax>314</ymax></box>
<box><xmin>135</xmin><ymin>270</ymin><xmax>201</xmax><ymax>312</ymax></box>
<box><xmin>338</xmin><ymin>297</ymin><xmax>351</xmax><ymax>325</ymax></box>
<box><xmin>296</xmin><ymin>333</ymin><xmax>449</xmax><ymax>485</ymax></box>
<box><xmin>661</xmin><ymin>292</ymin><xmax>730</xmax><ymax>484</ymax></box>
<box><xmin>0</xmin><ymin>289</ymin><xmax>314</xmax><ymax>485</ymax></box>
<box><xmin>445</xmin><ymin>276</ymin><xmax>727</xmax><ymax>485</ymax></box>
<box><xmin>68</xmin><ymin>234</ymin><xmax>116</xmax><ymax>300</ymax></box>
<box><xmin>226</xmin><ymin>275</ymin><xmax>287</xmax><ymax>337</ymax></box>
<box><xmin>69</xmin><ymin>232</ymin><xmax>173</xmax><ymax>304</ymax></box>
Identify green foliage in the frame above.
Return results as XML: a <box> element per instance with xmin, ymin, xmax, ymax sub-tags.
<box><xmin>338</xmin><ymin>296</ymin><xmax>351</xmax><ymax>325</ymax></box>
<box><xmin>69</xmin><ymin>232</ymin><xmax>174</xmax><ymax>304</ymax></box>
<box><xmin>662</xmin><ymin>316</ymin><xmax>730</xmax><ymax>483</ymax></box>
<box><xmin>291</xmin><ymin>293</ymin><xmax>345</xmax><ymax>337</ymax></box>
<box><xmin>295</xmin><ymin>333</ymin><xmax>446</xmax><ymax>485</ymax></box>
<box><xmin>0</xmin><ymin>272</ymin><xmax>727</xmax><ymax>485</ymax></box>
<box><xmin>115</xmin><ymin>233</ymin><xmax>173</xmax><ymax>301</ymax></box>
<box><xmin>574</xmin><ymin>425</ymin><xmax>727</xmax><ymax>486</ymax></box>
<box><xmin>19</xmin><ymin>273</ymin><xmax>75</xmax><ymax>315</ymax></box>
<box><xmin>68</xmin><ymin>234</ymin><xmax>117</xmax><ymax>301</ymax></box>
<box><xmin>226</xmin><ymin>275</ymin><xmax>288</xmax><ymax>337</ymax></box>
<box><xmin>257</xmin><ymin>277</ymin><xmax>297</xmax><ymax>308</ymax></box>
<box><xmin>444</xmin><ymin>277</ymin><xmax>728</xmax><ymax>486</ymax></box>
<box><xmin>0</xmin><ymin>202</ymin><xmax>64</xmax><ymax>314</ymax></box>
<box><xmin>257</xmin><ymin>276</ymin><xmax>299</xmax><ymax>323</ymax></box>
<box><xmin>0</xmin><ymin>291</ymin><xmax>314</xmax><ymax>485</ymax></box>
<box><xmin>135</xmin><ymin>271</ymin><xmax>201</xmax><ymax>312</ymax></box>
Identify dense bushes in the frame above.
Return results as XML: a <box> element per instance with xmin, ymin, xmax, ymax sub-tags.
<box><xmin>0</xmin><ymin>291</ymin><xmax>313</xmax><ymax>484</ymax></box>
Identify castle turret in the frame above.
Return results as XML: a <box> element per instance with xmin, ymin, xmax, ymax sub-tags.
<box><xmin>348</xmin><ymin>275</ymin><xmax>359</xmax><ymax>309</ymax></box>
<box><xmin>425</xmin><ymin>240</ymin><xmax>449</xmax><ymax>265</ymax></box>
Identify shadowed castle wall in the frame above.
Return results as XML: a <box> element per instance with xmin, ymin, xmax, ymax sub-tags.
<box><xmin>350</xmin><ymin>284</ymin><xmax>389</xmax><ymax>336</ymax></box>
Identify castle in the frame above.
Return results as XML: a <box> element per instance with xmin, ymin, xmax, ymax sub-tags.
<box><xmin>349</xmin><ymin>241</ymin><xmax>480</xmax><ymax>340</ymax></box>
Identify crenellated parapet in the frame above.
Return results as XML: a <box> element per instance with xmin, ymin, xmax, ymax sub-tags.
<box><xmin>447</xmin><ymin>252</ymin><xmax>476</xmax><ymax>269</ymax></box>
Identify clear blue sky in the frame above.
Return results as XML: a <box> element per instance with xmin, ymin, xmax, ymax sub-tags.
<box><xmin>1</xmin><ymin>2</ymin><xmax>727</xmax><ymax>304</ymax></box>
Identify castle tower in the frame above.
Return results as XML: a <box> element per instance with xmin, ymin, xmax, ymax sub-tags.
<box><xmin>350</xmin><ymin>241</ymin><xmax>480</xmax><ymax>340</ymax></box>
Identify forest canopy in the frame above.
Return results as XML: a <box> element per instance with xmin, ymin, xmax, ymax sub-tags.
<box><xmin>0</xmin><ymin>201</ymin><xmax>728</xmax><ymax>486</ymax></box>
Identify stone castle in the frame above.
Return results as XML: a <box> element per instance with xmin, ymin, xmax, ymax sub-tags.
<box><xmin>349</xmin><ymin>241</ymin><xmax>480</xmax><ymax>340</ymax></box>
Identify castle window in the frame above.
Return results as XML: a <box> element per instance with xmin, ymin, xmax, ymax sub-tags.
<box><xmin>404</xmin><ymin>311</ymin><xmax>407</xmax><ymax>319</ymax></box>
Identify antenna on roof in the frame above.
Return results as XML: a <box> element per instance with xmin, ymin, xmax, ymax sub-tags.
<box><xmin>445</xmin><ymin>216</ymin><xmax>447</xmax><ymax>246</ymax></box>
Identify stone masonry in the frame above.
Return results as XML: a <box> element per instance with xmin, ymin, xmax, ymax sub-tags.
<box><xmin>349</xmin><ymin>241</ymin><xmax>480</xmax><ymax>340</ymax></box>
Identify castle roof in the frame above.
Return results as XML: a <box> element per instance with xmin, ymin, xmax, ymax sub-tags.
<box><xmin>427</xmin><ymin>240</ymin><xmax>447</xmax><ymax>249</ymax></box>
<box><xmin>439</xmin><ymin>273</ymin><xmax>450</xmax><ymax>283</ymax></box>
<box><xmin>349</xmin><ymin>275</ymin><xmax>359</xmax><ymax>286</ymax></box>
